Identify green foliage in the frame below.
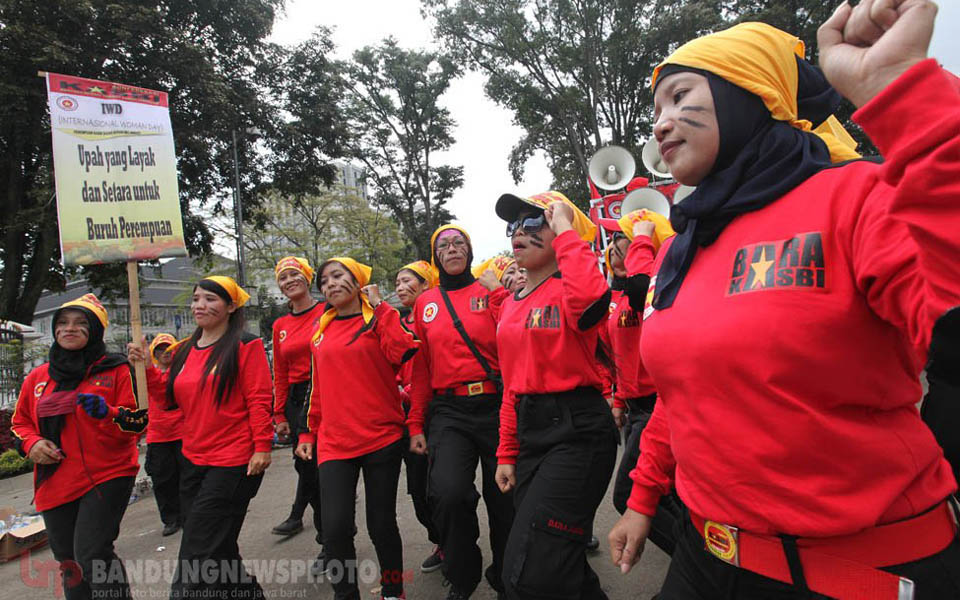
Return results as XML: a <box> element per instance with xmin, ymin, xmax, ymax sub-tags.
<box><xmin>341</xmin><ymin>39</ymin><xmax>464</xmax><ymax>259</ymax></box>
<box><xmin>243</xmin><ymin>186</ymin><xmax>409</xmax><ymax>291</ymax></box>
<box><xmin>424</xmin><ymin>0</ymin><xmax>875</xmax><ymax>209</ymax></box>
<box><xmin>0</xmin><ymin>449</ymin><xmax>32</xmax><ymax>479</ymax></box>
<box><xmin>0</xmin><ymin>2</ymin><xmax>348</xmax><ymax>323</ymax></box>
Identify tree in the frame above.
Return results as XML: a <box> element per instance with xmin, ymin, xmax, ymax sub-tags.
<box><xmin>341</xmin><ymin>39</ymin><xmax>464</xmax><ymax>259</ymax></box>
<box><xmin>424</xmin><ymin>0</ymin><xmax>874</xmax><ymax>207</ymax></box>
<box><xmin>237</xmin><ymin>185</ymin><xmax>409</xmax><ymax>292</ymax></box>
<box><xmin>0</xmin><ymin>2</ymin><xmax>348</xmax><ymax>323</ymax></box>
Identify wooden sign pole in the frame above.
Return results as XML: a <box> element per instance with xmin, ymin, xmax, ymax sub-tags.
<box><xmin>127</xmin><ymin>261</ymin><xmax>149</xmax><ymax>409</ymax></box>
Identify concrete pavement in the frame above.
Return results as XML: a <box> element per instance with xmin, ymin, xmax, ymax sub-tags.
<box><xmin>0</xmin><ymin>444</ymin><xmax>669</xmax><ymax>599</ymax></box>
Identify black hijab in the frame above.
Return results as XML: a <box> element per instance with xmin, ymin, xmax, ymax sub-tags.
<box><xmin>38</xmin><ymin>306</ymin><xmax>127</xmax><ymax>487</ymax></box>
<box><xmin>652</xmin><ymin>58</ymin><xmax>844</xmax><ymax>310</ymax></box>
<box><xmin>436</xmin><ymin>235</ymin><xmax>476</xmax><ymax>291</ymax></box>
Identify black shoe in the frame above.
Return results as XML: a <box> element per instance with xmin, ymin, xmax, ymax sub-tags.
<box><xmin>421</xmin><ymin>546</ymin><xmax>444</xmax><ymax>573</ymax></box>
<box><xmin>272</xmin><ymin>517</ymin><xmax>304</xmax><ymax>536</ymax></box>
<box><xmin>443</xmin><ymin>586</ymin><xmax>470</xmax><ymax>600</ymax></box>
<box><xmin>586</xmin><ymin>534</ymin><xmax>600</xmax><ymax>552</ymax></box>
<box><xmin>161</xmin><ymin>523</ymin><xmax>181</xmax><ymax>536</ymax></box>
<box><xmin>310</xmin><ymin>550</ymin><xmax>327</xmax><ymax>577</ymax></box>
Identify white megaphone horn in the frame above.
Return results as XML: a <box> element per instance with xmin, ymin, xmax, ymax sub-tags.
<box><xmin>621</xmin><ymin>187</ymin><xmax>671</xmax><ymax>219</ymax></box>
<box><xmin>588</xmin><ymin>145</ymin><xmax>636</xmax><ymax>191</ymax></box>
<box><xmin>641</xmin><ymin>138</ymin><xmax>671</xmax><ymax>178</ymax></box>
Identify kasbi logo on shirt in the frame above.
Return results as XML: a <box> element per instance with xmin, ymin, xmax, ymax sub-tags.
<box><xmin>727</xmin><ymin>232</ymin><xmax>826</xmax><ymax>296</ymax></box>
<box><xmin>471</xmin><ymin>296</ymin><xmax>488</xmax><ymax>311</ymax></box>
<box><xmin>525</xmin><ymin>305</ymin><xmax>561</xmax><ymax>329</ymax></box>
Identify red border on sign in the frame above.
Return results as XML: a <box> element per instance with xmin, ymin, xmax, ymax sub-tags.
<box><xmin>47</xmin><ymin>72</ymin><xmax>168</xmax><ymax>108</ymax></box>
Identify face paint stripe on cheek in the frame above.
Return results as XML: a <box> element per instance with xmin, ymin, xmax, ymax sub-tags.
<box><xmin>679</xmin><ymin>117</ymin><xmax>707</xmax><ymax>129</ymax></box>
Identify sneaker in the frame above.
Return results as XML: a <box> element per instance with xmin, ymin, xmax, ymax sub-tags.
<box><xmin>309</xmin><ymin>550</ymin><xmax>327</xmax><ymax>577</ymax></box>
<box><xmin>382</xmin><ymin>595</ymin><xmax>405</xmax><ymax>600</ymax></box>
<box><xmin>421</xmin><ymin>546</ymin><xmax>444</xmax><ymax>573</ymax></box>
<box><xmin>161</xmin><ymin>523</ymin><xmax>181</xmax><ymax>536</ymax></box>
<box><xmin>272</xmin><ymin>517</ymin><xmax>304</xmax><ymax>536</ymax></box>
<box><xmin>444</xmin><ymin>587</ymin><xmax>470</xmax><ymax>600</ymax></box>
<box><xmin>586</xmin><ymin>534</ymin><xmax>600</xmax><ymax>552</ymax></box>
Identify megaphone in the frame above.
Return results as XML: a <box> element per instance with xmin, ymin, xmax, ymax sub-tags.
<box><xmin>672</xmin><ymin>185</ymin><xmax>696</xmax><ymax>204</ymax></box>
<box><xmin>621</xmin><ymin>187</ymin><xmax>671</xmax><ymax>219</ymax></box>
<box><xmin>588</xmin><ymin>145</ymin><xmax>636</xmax><ymax>191</ymax></box>
<box><xmin>641</xmin><ymin>138</ymin><xmax>671</xmax><ymax>178</ymax></box>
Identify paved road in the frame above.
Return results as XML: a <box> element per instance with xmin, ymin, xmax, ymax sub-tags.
<box><xmin>0</xmin><ymin>444</ymin><xmax>669</xmax><ymax>599</ymax></box>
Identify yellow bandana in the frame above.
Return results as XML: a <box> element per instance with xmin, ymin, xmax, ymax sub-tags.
<box><xmin>429</xmin><ymin>225</ymin><xmax>472</xmax><ymax>269</ymax></box>
<box><xmin>652</xmin><ymin>22</ymin><xmax>859</xmax><ymax>163</ymax></box>
<box><xmin>274</xmin><ymin>256</ymin><xmax>315</xmax><ymax>284</ymax></box>
<box><xmin>148</xmin><ymin>333</ymin><xmax>178</xmax><ymax>366</ymax></box>
<box><xmin>400</xmin><ymin>260</ymin><xmax>439</xmax><ymax>289</ymax></box>
<box><xmin>60</xmin><ymin>293</ymin><xmax>109</xmax><ymax>328</ymax></box>
<box><xmin>314</xmin><ymin>257</ymin><xmax>375</xmax><ymax>341</ymax></box>
<box><xmin>472</xmin><ymin>256</ymin><xmax>517</xmax><ymax>281</ymax></box>
<box><xmin>200</xmin><ymin>276</ymin><xmax>250</xmax><ymax>308</ymax></box>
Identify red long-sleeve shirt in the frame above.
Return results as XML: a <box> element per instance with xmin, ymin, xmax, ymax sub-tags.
<box><xmin>398</xmin><ymin>313</ymin><xmax>416</xmax><ymax>405</ymax></box>
<box><xmin>406</xmin><ymin>282</ymin><xmax>508</xmax><ymax>436</ymax></box>
<box><xmin>157</xmin><ymin>334</ymin><xmax>274</xmax><ymax>467</ymax></box>
<box><xmin>496</xmin><ymin>229</ymin><xmax>612</xmax><ymax>464</ymax></box>
<box><xmin>145</xmin><ymin>367</ymin><xmax>183</xmax><ymax>444</ymax></box>
<box><xmin>11</xmin><ymin>363</ymin><xmax>140</xmax><ymax>511</ymax></box>
<box><xmin>608</xmin><ymin>238</ymin><xmax>658</xmax><ymax>408</ymax></box>
<box><xmin>629</xmin><ymin>60</ymin><xmax>960</xmax><ymax>537</ymax></box>
<box><xmin>271</xmin><ymin>302</ymin><xmax>325</xmax><ymax>421</ymax></box>
<box><xmin>300</xmin><ymin>302</ymin><xmax>419</xmax><ymax>463</ymax></box>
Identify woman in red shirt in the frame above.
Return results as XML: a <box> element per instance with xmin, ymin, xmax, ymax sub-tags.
<box><xmin>493</xmin><ymin>192</ymin><xmax>617</xmax><ymax>600</ymax></box>
<box><xmin>12</xmin><ymin>293</ymin><xmax>145</xmax><ymax>600</ymax></box>
<box><xmin>130</xmin><ymin>276</ymin><xmax>272</xmax><ymax>599</ymax></box>
<box><xmin>144</xmin><ymin>332</ymin><xmax>185</xmax><ymax>537</ymax></box>
<box><xmin>269</xmin><ymin>257</ymin><xmax>325</xmax><ymax>561</ymax></box>
<box><xmin>395</xmin><ymin>260</ymin><xmax>444</xmax><ymax>572</ymax></box>
<box><xmin>296</xmin><ymin>257</ymin><xmax>419</xmax><ymax>600</ymax></box>
<box><xmin>609</xmin><ymin>7</ymin><xmax>960</xmax><ymax>599</ymax></box>
<box><xmin>407</xmin><ymin>225</ymin><xmax>515</xmax><ymax>600</ymax></box>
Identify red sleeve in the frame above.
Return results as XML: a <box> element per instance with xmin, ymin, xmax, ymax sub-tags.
<box><xmin>272</xmin><ymin>322</ymin><xmax>289</xmax><ymax>423</ymax></box>
<box><xmin>241</xmin><ymin>338</ymin><xmax>275</xmax><ymax>453</ymax></box>
<box><xmin>850</xmin><ymin>59</ymin><xmax>960</xmax><ymax>362</ymax></box>
<box><xmin>372</xmin><ymin>301</ymin><xmax>420</xmax><ymax>367</ymax></box>
<box><xmin>625</xmin><ymin>236</ymin><xmax>656</xmax><ymax>278</ymax></box>
<box><xmin>597</xmin><ymin>325</ymin><xmax>615</xmax><ymax>401</ymax></box>
<box><xmin>10</xmin><ymin>371</ymin><xmax>42</xmax><ymax>455</ymax></box>
<box><xmin>103</xmin><ymin>366</ymin><xmax>140</xmax><ymax>438</ymax></box>
<box><xmin>496</xmin><ymin>388</ymin><xmax>519</xmax><ymax>464</ymax></box>
<box><xmin>488</xmin><ymin>286</ymin><xmax>509</xmax><ymax>322</ymax></box>
<box><xmin>407</xmin><ymin>301</ymin><xmax>432</xmax><ymax>437</ymax></box>
<box><xmin>627</xmin><ymin>399</ymin><xmax>676</xmax><ymax>516</ymax></box>
<box><xmin>300</xmin><ymin>349</ymin><xmax>320</xmax><ymax>446</ymax></box>
<box><xmin>553</xmin><ymin>229</ymin><xmax>611</xmax><ymax>331</ymax></box>
<box><xmin>145</xmin><ymin>365</ymin><xmax>168</xmax><ymax>403</ymax></box>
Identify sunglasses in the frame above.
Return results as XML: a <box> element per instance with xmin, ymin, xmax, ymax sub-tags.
<box><xmin>506</xmin><ymin>214</ymin><xmax>546</xmax><ymax>237</ymax></box>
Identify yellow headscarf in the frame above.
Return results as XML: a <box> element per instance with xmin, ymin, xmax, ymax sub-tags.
<box><xmin>400</xmin><ymin>260</ymin><xmax>439</xmax><ymax>289</ymax></box>
<box><xmin>429</xmin><ymin>225</ymin><xmax>472</xmax><ymax>269</ymax></box>
<box><xmin>274</xmin><ymin>256</ymin><xmax>315</xmax><ymax>284</ymax></box>
<box><xmin>652</xmin><ymin>22</ymin><xmax>859</xmax><ymax>163</ymax></box>
<box><xmin>60</xmin><ymin>293</ymin><xmax>109</xmax><ymax>328</ymax></box>
<box><xmin>148</xmin><ymin>333</ymin><xmax>178</xmax><ymax>366</ymax></box>
<box><xmin>200</xmin><ymin>276</ymin><xmax>250</xmax><ymax>307</ymax></box>
<box><xmin>314</xmin><ymin>257</ymin><xmax>375</xmax><ymax>340</ymax></box>
<box><xmin>472</xmin><ymin>256</ymin><xmax>517</xmax><ymax>281</ymax></box>
<box><xmin>496</xmin><ymin>191</ymin><xmax>597</xmax><ymax>243</ymax></box>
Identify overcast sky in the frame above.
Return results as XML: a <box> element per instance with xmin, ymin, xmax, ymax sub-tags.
<box><xmin>269</xmin><ymin>0</ymin><xmax>960</xmax><ymax>264</ymax></box>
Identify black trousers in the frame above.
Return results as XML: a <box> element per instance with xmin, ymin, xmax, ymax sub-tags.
<box><xmin>319</xmin><ymin>438</ymin><xmax>405</xmax><ymax>600</ymax></box>
<box><xmin>921</xmin><ymin>375</ymin><xmax>960</xmax><ymax>486</ymax></box>
<box><xmin>286</xmin><ymin>382</ymin><xmax>322</xmax><ymax>542</ymax></box>
<box><xmin>170</xmin><ymin>460</ymin><xmax>264</xmax><ymax>599</ymax></box>
<box><xmin>502</xmin><ymin>388</ymin><xmax>618</xmax><ymax>600</ymax></box>
<box><xmin>145</xmin><ymin>440</ymin><xmax>185</xmax><ymax>527</ymax></box>
<box><xmin>612</xmin><ymin>394</ymin><xmax>681</xmax><ymax>555</ymax></box>
<box><xmin>427</xmin><ymin>394</ymin><xmax>515</xmax><ymax>595</ymax></box>
<box><xmin>403</xmin><ymin>432</ymin><xmax>439</xmax><ymax>545</ymax></box>
<box><xmin>660</xmin><ymin>505</ymin><xmax>960</xmax><ymax>599</ymax></box>
<box><xmin>43</xmin><ymin>475</ymin><xmax>135</xmax><ymax>600</ymax></box>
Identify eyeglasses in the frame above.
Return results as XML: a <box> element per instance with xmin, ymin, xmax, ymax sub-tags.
<box><xmin>436</xmin><ymin>238</ymin><xmax>468</xmax><ymax>252</ymax></box>
<box><xmin>506</xmin><ymin>214</ymin><xmax>546</xmax><ymax>237</ymax></box>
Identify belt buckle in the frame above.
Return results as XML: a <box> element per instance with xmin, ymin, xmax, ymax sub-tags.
<box><xmin>467</xmin><ymin>382</ymin><xmax>484</xmax><ymax>396</ymax></box>
<box><xmin>704</xmin><ymin>520</ymin><xmax>740</xmax><ymax>567</ymax></box>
